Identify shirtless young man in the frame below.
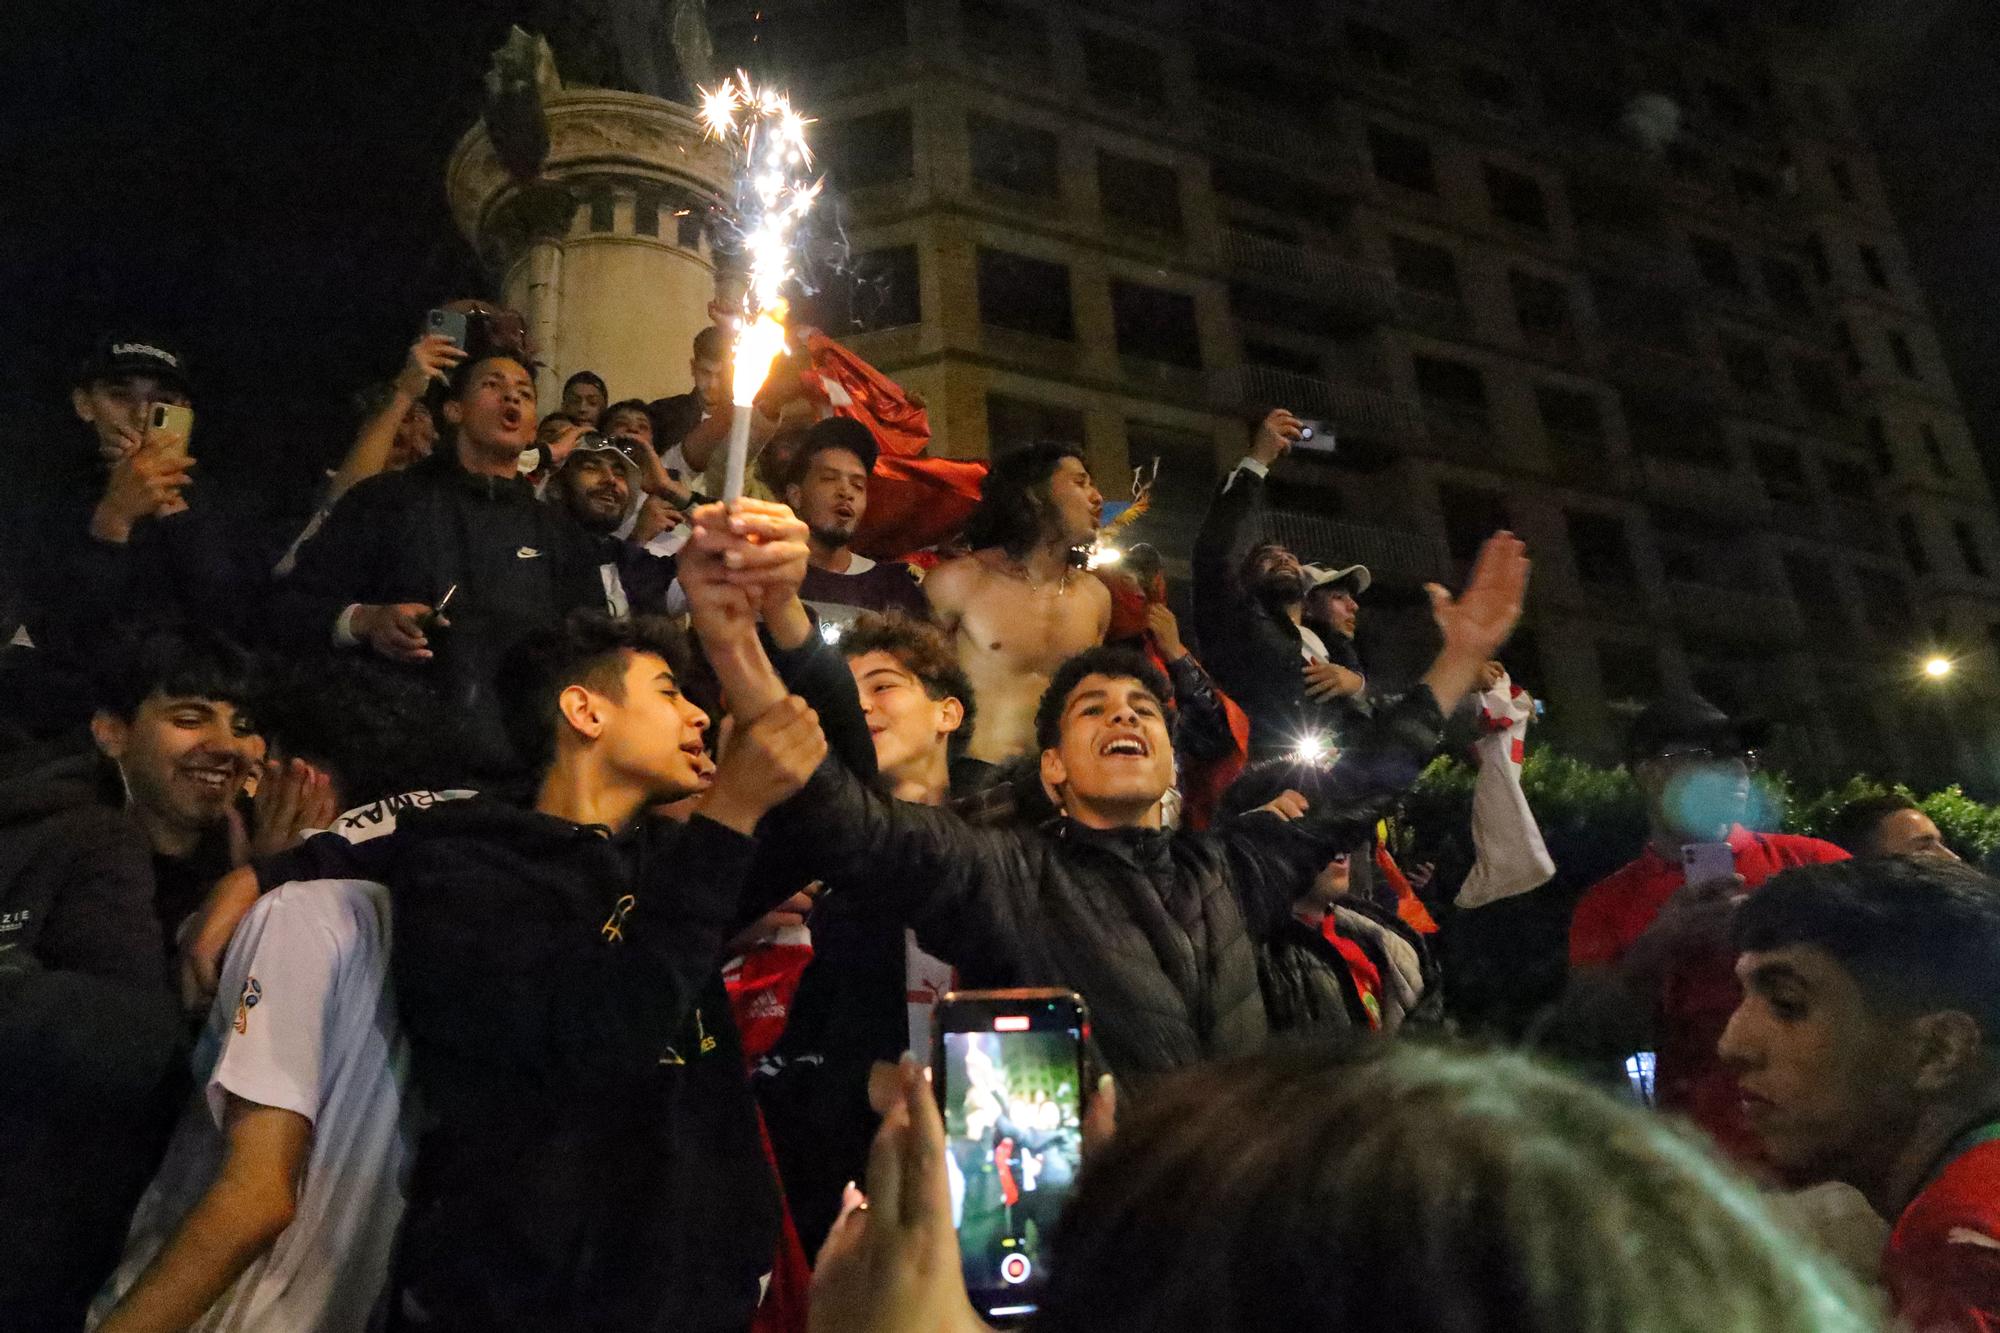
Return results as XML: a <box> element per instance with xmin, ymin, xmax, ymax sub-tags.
<box><xmin>924</xmin><ymin>441</ymin><xmax>1110</xmax><ymax>769</ymax></box>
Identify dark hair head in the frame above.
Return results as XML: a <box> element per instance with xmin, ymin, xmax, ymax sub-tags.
<box><xmin>1033</xmin><ymin>645</ymin><xmax>1170</xmax><ymax>752</ymax></box>
<box><xmin>1037</xmin><ymin>1042</ymin><xmax>1874</xmax><ymax>1333</ymax></box>
<box><xmin>1239</xmin><ymin>541</ymin><xmax>1298</xmax><ymax>594</ymax></box>
<box><xmin>95</xmin><ymin>628</ymin><xmax>259</xmax><ymax>721</ymax></box>
<box><xmin>602</xmin><ymin>398</ymin><xmax>651</xmax><ymax>430</ymax></box>
<box><xmin>789</xmin><ymin>416</ymin><xmax>880</xmax><ymax>489</ymax></box>
<box><xmin>561</xmin><ymin>370</ymin><xmax>607</xmax><ymax>399</ymax></box>
<box><xmin>256</xmin><ymin>657</ymin><xmax>463</xmax><ymax>810</ymax></box>
<box><xmin>1734</xmin><ymin>857</ymin><xmax>2000</xmax><ymax>1040</ymax></box>
<box><xmin>693</xmin><ymin>325</ymin><xmax>727</xmax><ymax>362</ymax></box>
<box><xmin>496</xmin><ymin>612</ymin><xmax>693</xmax><ymax>772</ymax></box>
<box><xmin>1824</xmin><ymin>792</ymin><xmax>1921</xmax><ymax>855</ymax></box>
<box><xmin>446</xmin><ymin>352</ymin><xmax>534</xmax><ymax>403</ymax></box>
<box><xmin>840</xmin><ymin>611</ymin><xmax>976</xmax><ymax>758</ymax></box>
<box><xmin>963</xmin><ymin>440</ymin><xmax>1085</xmax><ymax>557</ymax></box>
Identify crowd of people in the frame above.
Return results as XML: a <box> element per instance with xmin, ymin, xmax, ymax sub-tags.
<box><xmin>3</xmin><ymin>304</ymin><xmax>1998</xmax><ymax>1333</ymax></box>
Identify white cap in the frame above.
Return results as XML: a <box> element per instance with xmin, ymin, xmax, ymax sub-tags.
<box><xmin>1301</xmin><ymin>562</ymin><xmax>1371</xmax><ymax>596</ymax></box>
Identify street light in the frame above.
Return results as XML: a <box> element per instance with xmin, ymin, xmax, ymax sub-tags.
<box><xmin>1923</xmin><ymin>655</ymin><xmax>1955</xmax><ymax>680</ymax></box>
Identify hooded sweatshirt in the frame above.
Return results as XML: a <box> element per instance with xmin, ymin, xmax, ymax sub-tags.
<box><xmin>282</xmin><ymin>795</ymin><xmax>780</xmax><ymax>1331</ymax></box>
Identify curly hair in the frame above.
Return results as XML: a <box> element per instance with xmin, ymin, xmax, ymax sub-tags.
<box><xmin>840</xmin><ymin>611</ymin><xmax>976</xmax><ymax>757</ymax></box>
<box><xmin>1033</xmin><ymin>645</ymin><xmax>1170</xmax><ymax>753</ymax></box>
<box><xmin>963</xmin><ymin>439</ymin><xmax>1085</xmax><ymax>557</ymax></box>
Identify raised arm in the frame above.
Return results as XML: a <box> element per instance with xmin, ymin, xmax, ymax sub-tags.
<box><xmin>327</xmin><ymin>334</ymin><xmax>464</xmax><ymax>500</ymax></box>
<box><xmin>1227</xmin><ymin>531</ymin><xmax>1530</xmax><ymax>932</ymax></box>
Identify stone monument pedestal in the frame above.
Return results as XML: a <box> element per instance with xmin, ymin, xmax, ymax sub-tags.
<box><xmin>446</xmin><ymin>89</ymin><xmax>732</xmax><ymax>405</ymax></box>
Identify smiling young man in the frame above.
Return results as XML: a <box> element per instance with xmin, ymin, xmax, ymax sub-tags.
<box><xmin>756</xmin><ymin>611</ymin><xmax>975</xmax><ymax>1251</ymax></box>
<box><xmin>271</xmin><ymin>352</ymin><xmax>610</xmax><ymax>774</ymax></box>
<box><xmin>1720</xmin><ymin>857</ymin><xmax>2000</xmax><ymax>1331</ymax></box>
<box><xmin>681</xmin><ymin>502</ymin><xmax>1528</xmax><ymax>1090</ymax></box>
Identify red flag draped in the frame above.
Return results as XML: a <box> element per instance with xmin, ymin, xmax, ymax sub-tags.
<box><xmin>797</xmin><ymin>331</ymin><xmax>985</xmax><ymax>558</ymax></box>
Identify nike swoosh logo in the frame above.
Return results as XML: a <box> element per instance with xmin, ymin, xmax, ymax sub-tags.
<box><xmin>517</xmin><ymin>547</ymin><xmax>542</xmax><ymax>559</ymax></box>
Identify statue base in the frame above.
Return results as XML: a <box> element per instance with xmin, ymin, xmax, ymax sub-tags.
<box><xmin>446</xmin><ymin>89</ymin><xmax>733</xmax><ymax>406</ymax></box>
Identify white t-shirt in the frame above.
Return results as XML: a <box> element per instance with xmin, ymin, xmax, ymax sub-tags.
<box><xmin>1297</xmin><ymin>623</ymin><xmax>1330</xmax><ymax>664</ymax></box>
<box><xmin>92</xmin><ymin>880</ymin><xmax>412</xmax><ymax>1333</ymax></box>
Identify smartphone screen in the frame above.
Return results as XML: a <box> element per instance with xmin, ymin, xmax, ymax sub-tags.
<box><xmin>935</xmin><ymin>990</ymin><xmax>1086</xmax><ymax>1323</ymax></box>
<box><xmin>1681</xmin><ymin>841</ymin><xmax>1735</xmax><ymax>887</ymax></box>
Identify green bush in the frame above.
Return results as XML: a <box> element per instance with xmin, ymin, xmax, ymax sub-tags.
<box><xmin>1408</xmin><ymin>749</ymin><xmax>2000</xmax><ymax>865</ymax></box>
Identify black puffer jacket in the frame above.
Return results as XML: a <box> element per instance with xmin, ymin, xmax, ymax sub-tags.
<box><xmin>1257</xmin><ymin>897</ymin><xmax>1443</xmax><ymax>1037</ymax></box>
<box><xmin>766</xmin><ymin>687</ymin><xmax>1443</xmax><ymax>1088</ymax></box>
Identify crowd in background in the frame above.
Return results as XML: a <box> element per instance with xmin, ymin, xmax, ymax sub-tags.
<box><xmin>3</xmin><ymin>304</ymin><xmax>1998</xmax><ymax>1333</ymax></box>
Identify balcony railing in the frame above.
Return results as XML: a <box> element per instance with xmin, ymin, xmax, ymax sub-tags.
<box><xmin>1262</xmin><ymin>509</ymin><xmax>1452</xmax><ymax>586</ymax></box>
<box><xmin>1220</xmin><ymin>229</ymin><xmax>1398</xmax><ymax>328</ymax></box>
<box><xmin>1210</xmin><ymin>365</ymin><xmax>1424</xmax><ymax>445</ymax></box>
<box><xmin>1604</xmin><ymin>338</ymin><xmax>1724</xmax><ymax>404</ymax></box>
<box><xmin>1397</xmin><ymin>286</ymin><xmax>1475</xmax><ymax>337</ymax></box>
<box><xmin>1665</xmin><ymin>580</ymin><xmax>1805</xmax><ymax>640</ymax></box>
<box><xmin>1204</xmin><ymin>106</ymin><xmax>1365</xmax><ymax>184</ymax></box>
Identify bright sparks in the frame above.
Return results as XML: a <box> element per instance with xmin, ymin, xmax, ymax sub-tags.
<box><xmin>697</xmin><ymin>70</ymin><xmax>820</xmax><ymax>316</ymax></box>
<box><xmin>698</xmin><ymin>71</ymin><xmax>821</xmax><ymax>500</ymax></box>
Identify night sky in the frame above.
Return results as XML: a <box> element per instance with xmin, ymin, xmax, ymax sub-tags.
<box><xmin>1</xmin><ymin>0</ymin><xmax>506</xmax><ymax>536</ymax></box>
<box><xmin>4</xmin><ymin>2</ymin><xmax>1998</xmax><ymax>543</ymax></box>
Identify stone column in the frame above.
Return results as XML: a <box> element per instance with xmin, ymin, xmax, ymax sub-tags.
<box><xmin>445</xmin><ymin>89</ymin><xmax>733</xmax><ymax>406</ymax></box>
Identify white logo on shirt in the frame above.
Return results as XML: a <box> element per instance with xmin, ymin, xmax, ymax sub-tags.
<box><xmin>517</xmin><ymin>546</ymin><xmax>542</xmax><ymax>559</ymax></box>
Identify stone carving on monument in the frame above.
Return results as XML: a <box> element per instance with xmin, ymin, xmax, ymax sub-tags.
<box><xmin>445</xmin><ymin>2</ymin><xmax>732</xmax><ymax>403</ymax></box>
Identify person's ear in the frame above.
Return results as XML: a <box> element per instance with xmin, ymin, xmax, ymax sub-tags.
<box><xmin>441</xmin><ymin>395</ymin><xmax>465</xmax><ymax>430</ymax></box>
<box><xmin>935</xmin><ymin>695</ymin><xmax>965</xmax><ymax>740</ymax></box>
<box><xmin>90</xmin><ymin>710</ymin><xmax>130</xmax><ymax>762</ymax></box>
<box><xmin>1910</xmin><ymin>1010</ymin><xmax>1986</xmax><ymax>1093</ymax></box>
<box><xmin>783</xmin><ymin>482</ymin><xmax>803</xmax><ymax>512</ymax></box>
<box><xmin>1039</xmin><ymin>747</ymin><xmax>1067</xmax><ymax>811</ymax></box>
<box><xmin>72</xmin><ymin>386</ymin><xmax>97</xmax><ymax>424</ymax></box>
<box><xmin>556</xmin><ymin>684</ymin><xmax>608</xmax><ymax>743</ymax></box>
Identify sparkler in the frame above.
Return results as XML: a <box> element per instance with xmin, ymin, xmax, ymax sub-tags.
<box><xmin>698</xmin><ymin>72</ymin><xmax>821</xmax><ymax>502</ymax></box>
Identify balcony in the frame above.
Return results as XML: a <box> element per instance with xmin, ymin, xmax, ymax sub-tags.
<box><xmin>1421</xmin><ymin>402</ymin><xmax>1497</xmax><ymax>463</ymax></box>
<box><xmin>1830</xmin><ymin>498</ymin><xmax>1890</xmax><ymax>556</ymax></box>
<box><xmin>1604</xmin><ymin>338</ymin><xmax>1724</xmax><ymax>404</ymax></box>
<box><xmin>1665</xmin><ymin>580</ymin><xmax>1806</xmax><ymax>641</ymax></box>
<box><xmin>1640</xmin><ymin>456</ymin><xmax>1765</xmax><ymax>515</ymax></box>
<box><xmin>1261</xmin><ymin>509</ymin><xmax>1451</xmax><ymax>586</ymax></box>
<box><xmin>1397</xmin><ymin>286</ymin><xmax>1475</xmax><ymax>338</ymax></box>
<box><xmin>1220</xmin><ymin>229</ymin><xmax>1398</xmax><ymax>330</ymax></box>
<box><xmin>1210</xmin><ymin>365</ymin><xmax>1424</xmax><ymax>446</ymax></box>
<box><xmin>1192</xmin><ymin>0</ymin><xmax>1329</xmax><ymax>46</ymax></box>
<box><xmin>1204</xmin><ymin>106</ymin><xmax>1365</xmax><ymax>185</ymax></box>
<box><xmin>1577</xmin><ymin>226</ymin><xmax>1698</xmax><ymax>290</ymax></box>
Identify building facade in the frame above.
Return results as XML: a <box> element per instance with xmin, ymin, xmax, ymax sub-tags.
<box><xmin>710</xmin><ymin>0</ymin><xmax>2000</xmax><ymax>789</ymax></box>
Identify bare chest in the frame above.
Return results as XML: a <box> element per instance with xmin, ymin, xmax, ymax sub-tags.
<box><xmin>954</xmin><ymin>571</ymin><xmax>1103</xmax><ymax>673</ymax></box>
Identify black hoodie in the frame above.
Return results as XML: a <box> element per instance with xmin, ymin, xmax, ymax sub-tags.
<box><xmin>356</xmin><ymin>796</ymin><xmax>779</xmax><ymax>1332</ymax></box>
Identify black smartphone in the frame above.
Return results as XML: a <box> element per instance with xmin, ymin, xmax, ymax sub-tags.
<box><xmin>933</xmin><ymin>988</ymin><xmax>1088</xmax><ymax>1325</ymax></box>
<box><xmin>426</xmin><ymin>307</ymin><xmax>470</xmax><ymax>350</ymax></box>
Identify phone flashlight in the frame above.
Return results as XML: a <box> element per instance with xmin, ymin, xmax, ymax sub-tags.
<box><xmin>1292</xmin><ymin>734</ymin><xmax>1332</xmax><ymax>765</ymax></box>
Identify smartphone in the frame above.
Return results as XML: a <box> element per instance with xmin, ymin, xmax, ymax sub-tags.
<box><xmin>1681</xmin><ymin>841</ymin><xmax>1735</xmax><ymax>887</ymax></box>
<box><xmin>934</xmin><ymin>988</ymin><xmax>1088</xmax><ymax>1325</ymax></box>
<box><xmin>1292</xmin><ymin>417</ymin><xmax>1336</xmax><ymax>454</ymax></box>
<box><xmin>145</xmin><ymin>402</ymin><xmax>195</xmax><ymax>464</ymax></box>
<box><xmin>426</xmin><ymin>307</ymin><xmax>470</xmax><ymax>350</ymax></box>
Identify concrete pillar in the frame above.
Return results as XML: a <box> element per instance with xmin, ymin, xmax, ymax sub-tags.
<box><xmin>445</xmin><ymin>89</ymin><xmax>733</xmax><ymax>407</ymax></box>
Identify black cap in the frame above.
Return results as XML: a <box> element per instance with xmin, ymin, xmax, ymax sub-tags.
<box><xmin>798</xmin><ymin>416</ymin><xmax>880</xmax><ymax>474</ymax></box>
<box><xmin>1626</xmin><ymin>693</ymin><xmax>1769</xmax><ymax>766</ymax></box>
<box><xmin>75</xmin><ymin>335</ymin><xmax>189</xmax><ymax>392</ymax></box>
